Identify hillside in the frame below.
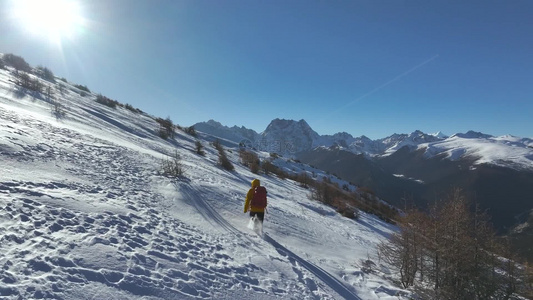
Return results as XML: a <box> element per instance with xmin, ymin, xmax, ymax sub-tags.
<box><xmin>0</xmin><ymin>62</ymin><xmax>409</xmax><ymax>299</ymax></box>
<box><xmin>194</xmin><ymin>119</ymin><xmax>533</xmax><ymax>236</ymax></box>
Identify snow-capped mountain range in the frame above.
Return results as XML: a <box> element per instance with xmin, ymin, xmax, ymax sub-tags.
<box><xmin>195</xmin><ymin>119</ymin><xmax>533</xmax><ymax>171</ymax></box>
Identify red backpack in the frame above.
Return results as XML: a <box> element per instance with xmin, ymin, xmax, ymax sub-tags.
<box><xmin>251</xmin><ymin>186</ymin><xmax>267</xmax><ymax>209</ymax></box>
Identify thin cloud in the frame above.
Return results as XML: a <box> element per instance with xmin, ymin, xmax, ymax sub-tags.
<box><xmin>322</xmin><ymin>54</ymin><xmax>440</xmax><ymax>121</ymax></box>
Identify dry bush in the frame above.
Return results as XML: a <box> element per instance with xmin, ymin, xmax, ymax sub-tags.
<box><xmin>261</xmin><ymin>160</ymin><xmax>279</xmax><ymax>176</ymax></box>
<box><xmin>3</xmin><ymin>53</ymin><xmax>31</xmax><ymax>72</ymax></box>
<box><xmin>74</xmin><ymin>84</ymin><xmax>90</xmax><ymax>93</ymax></box>
<box><xmin>156</xmin><ymin>117</ymin><xmax>175</xmax><ymax>139</ymax></box>
<box><xmin>378</xmin><ymin>188</ymin><xmax>523</xmax><ymax>299</ymax></box>
<box><xmin>36</xmin><ymin>65</ymin><xmax>55</xmax><ymax>82</ymax></box>
<box><xmin>160</xmin><ymin>150</ymin><xmax>184</xmax><ymax>178</ymax></box>
<box><xmin>239</xmin><ymin>150</ymin><xmax>260</xmax><ymax>174</ymax></box>
<box><xmin>124</xmin><ymin>103</ymin><xmax>140</xmax><ymax>113</ymax></box>
<box><xmin>51</xmin><ymin>100</ymin><xmax>66</xmax><ymax>118</ymax></box>
<box><xmin>96</xmin><ymin>94</ymin><xmax>119</xmax><ymax>109</ymax></box>
<box><xmin>336</xmin><ymin>203</ymin><xmax>360</xmax><ymax>220</ymax></box>
<box><xmin>184</xmin><ymin>126</ymin><xmax>197</xmax><ymax>137</ymax></box>
<box><xmin>195</xmin><ymin>140</ymin><xmax>205</xmax><ymax>156</ymax></box>
<box><xmin>295</xmin><ymin>172</ymin><xmax>312</xmax><ymax>188</ymax></box>
<box><xmin>213</xmin><ymin>140</ymin><xmax>234</xmax><ymax>171</ymax></box>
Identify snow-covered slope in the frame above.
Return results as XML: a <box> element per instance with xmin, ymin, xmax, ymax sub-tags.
<box><xmin>0</xmin><ymin>66</ymin><xmax>408</xmax><ymax>299</ymax></box>
<box><xmin>377</xmin><ymin>130</ymin><xmax>442</xmax><ymax>156</ymax></box>
<box><xmin>421</xmin><ymin>131</ymin><xmax>533</xmax><ymax>171</ymax></box>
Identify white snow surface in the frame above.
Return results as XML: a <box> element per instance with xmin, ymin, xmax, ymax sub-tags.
<box><xmin>419</xmin><ymin>134</ymin><xmax>533</xmax><ymax>170</ymax></box>
<box><xmin>0</xmin><ymin>68</ymin><xmax>409</xmax><ymax>299</ymax></box>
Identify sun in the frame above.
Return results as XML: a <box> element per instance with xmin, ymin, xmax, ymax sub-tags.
<box><xmin>11</xmin><ymin>0</ymin><xmax>85</xmax><ymax>43</ymax></box>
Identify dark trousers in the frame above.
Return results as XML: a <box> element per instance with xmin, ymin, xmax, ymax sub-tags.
<box><xmin>250</xmin><ymin>211</ymin><xmax>264</xmax><ymax>222</ymax></box>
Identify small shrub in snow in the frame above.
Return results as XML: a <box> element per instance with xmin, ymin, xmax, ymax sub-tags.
<box><xmin>260</xmin><ymin>159</ymin><xmax>287</xmax><ymax>179</ymax></box>
<box><xmin>184</xmin><ymin>126</ymin><xmax>197</xmax><ymax>137</ymax></box>
<box><xmin>296</xmin><ymin>172</ymin><xmax>312</xmax><ymax>189</ymax></box>
<box><xmin>74</xmin><ymin>84</ymin><xmax>90</xmax><ymax>93</ymax></box>
<box><xmin>261</xmin><ymin>160</ymin><xmax>273</xmax><ymax>175</ymax></box>
<box><xmin>36</xmin><ymin>65</ymin><xmax>55</xmax><ymax>82</ymax></box>
<box><xmin>336</xmin><ymin>204</ymin><xmax>359</xmax><ymax>220</ymax></box>
<box><xmin>3</xmin><ymin>53</ymin><xmax>31</xmax><ymax>72</ymax></box>
<box><xmin>219</xmin><ymin>154</ymin><xmax>234</xmax><ymax>171</ymax></box>
<box><xmin>213</xmin><ymin>139</ymin><xmax>234</xmax><ymax>171</ymax></box>
<box><xmin>158</xmin><ymin>129</ymin><xmax>169</xmax><ymax>140</ymax></box>
<box><xmin>310</xmin><ymin>179</ymin><xmax>388</xmax><ymax>222</ymax></box>
<box><xmin>14</xmin><ymin>71</ymin><xmax>31</xmax><ymax>88</ymax></box>
<box><xmin>239</xmin><ymin>149</ymin><xmax>260</xmax><ymax>174</ymax></box>
<box><xmin>156</xmin><ymin>117</ymin><xmax>175</xmax><ymax>139</ymax></box>
<box><xmin>212</xmin><ymin>139</ymin><xmax>223</xmax><ymax>152</ymax></box>
<box><xmin>123</xmin><ymin>103</ymin><xmax>142</xmax><ymax>114</ymax></box>
<box><xmin>250</xmin><ymin>161</ymin><xmax>260</xmax><ymax>174</ymax></box>
<box><xmin>96</xmin><ymin>94</ymin><xmax>118</xmax><ymax>109</ymax></box>
<box><xmin>360</xmin><ymin>258</ymin><xmax>376</xmax><ymax>274</ymax></box>
<box><xmin>124</xmin><ymin>103</ymin><xmax>137</xmax><ymax>113</ymax></box>
<box><xmin>57</xmin><ymin>83</ymin><xmax>65</xmax><ymax>94</ymax></box>
<box><xmin>45</xmin><ymin>85</ymin><xmax>54</xmax><ymax>102</ymax></box>
<box><xmin>195</xmin><ymin>141</ymin><xmax>205</xmax><ymax>156</ymax></box>
<box><xmin>14</xmin><ymin>71</ymin><xmax>43</xmax><ymax>93</ymax></box>
<box><xmin>51</xmin><ymin>100</ymin><xmax>66</xmax><ymax>119</ymax></box>
<box><xmin>311</xmin><ymin>180</ymin><xmax>335</xmax><ymax>205</ymax></box>
<box><xmin>160</xmin><ymin>150</ymin><xmax>184</xmax><ymax>178</ymax></box>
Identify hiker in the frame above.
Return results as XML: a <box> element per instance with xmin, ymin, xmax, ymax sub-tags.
<box><xmin>244</xmin><ymin>179</ymin><xmax>267</xmax><ymax>223</ymax></box>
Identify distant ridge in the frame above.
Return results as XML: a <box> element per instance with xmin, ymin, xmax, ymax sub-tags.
<box><xmin>194</xmin><ymin>119</ymin><xmax>533</xmax><ymax>171</ymax></box>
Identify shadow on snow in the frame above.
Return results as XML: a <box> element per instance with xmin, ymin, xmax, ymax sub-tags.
<box><xmin>263</xmin><ymin>234</ymin><xmax>362</xmax><ymax>300</ymax></box>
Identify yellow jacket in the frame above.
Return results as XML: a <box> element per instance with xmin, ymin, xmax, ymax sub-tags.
<box><xmin>244</xmin><ymin>179</ymin><xmax>266</xmax><ymax>213</ymax></box>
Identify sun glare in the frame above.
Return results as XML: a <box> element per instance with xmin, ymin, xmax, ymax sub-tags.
<box><xmin>11</xmin><ymin>0</ymin><xmax>84</xmax><ymax>43</ymax></box>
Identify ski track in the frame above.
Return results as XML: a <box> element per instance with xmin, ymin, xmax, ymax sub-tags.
<box><xmin>264</xmin><ymin>234</ymin><xmax>362</xmax><ymax>300</ymax></box>
<box><xmin>181</xmin><ymin>182</ymin><xmax>263</xmax><ymax>248</ymax></box>
<box><xmin>183</xmin><ymin>185</ymin><xmax>340</xmax><ymax>299</ymax></box>
<box><xmin>182</xmin><ymin>181</ymin><xmax>355</xmax><ymax>300</ymax></box>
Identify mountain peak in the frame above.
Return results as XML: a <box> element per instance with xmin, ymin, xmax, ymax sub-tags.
<box><xmin>194</xmin><ymin>119</ymin><xmax>260</xmax><ymax>143</ymax></box>
<box><xmin>451</xmin><ymin>131</ymin><xmax>493</xmax><ymax>139</ymax></box>
<box><xmin>262</xmin><ymin>118</ymin><xmax>319</xmax><ymax>153</ymax></box>
<box><xmin>331</xmin><ymin>131</ymin><xmax>354</xmax><ymax>139</ymax></box>
<box><xmin>432</xmin><ymin>131</ymin><xmax>448</xmax><ymax>139</ymax></box>
<box><xmin>205</xmin><ymin>119</ymin><xmax>223</xmax><ymax>127</ymax></box>
<box><xmin>266</xmin><ymin>118</ymin><xmax>310</xmax><ymax>129</ymax></box>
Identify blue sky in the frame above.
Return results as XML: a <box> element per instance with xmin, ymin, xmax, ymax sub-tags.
<box><xmin>1</xmin><ymin>0</ymin><xmax>532</xmax><ymax>139</ymax></box>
